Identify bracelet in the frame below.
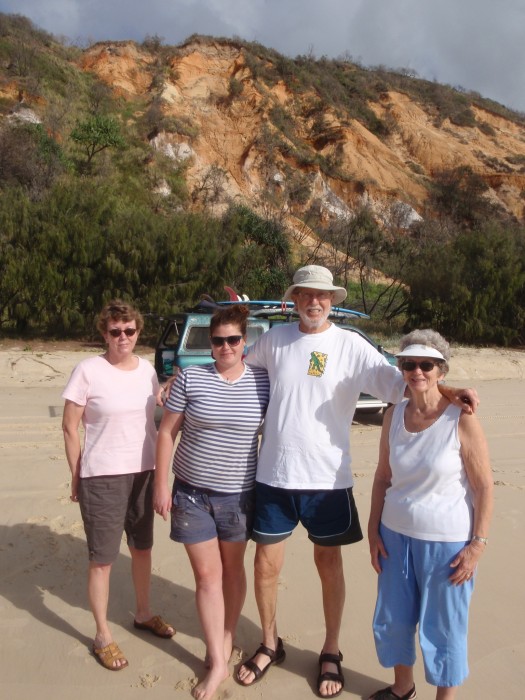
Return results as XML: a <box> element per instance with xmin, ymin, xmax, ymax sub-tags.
<box><xmin>471</xmin><ymin>535</ymin><xmax>488</xmax><ymax>545</ymax></box>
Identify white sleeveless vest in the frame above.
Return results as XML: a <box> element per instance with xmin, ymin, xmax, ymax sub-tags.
<box><xmin>381</xmin><ymin>400</ymin><xmax>473</xmax><ymax>541</ymax></box>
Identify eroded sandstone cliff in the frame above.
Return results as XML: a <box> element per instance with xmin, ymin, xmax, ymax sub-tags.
<box><xmin>79</xmin><ymin>39</ymin><xmax>525</xmax><ymax>226</ymax></box>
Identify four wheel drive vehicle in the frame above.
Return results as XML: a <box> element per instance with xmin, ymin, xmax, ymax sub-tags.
<box><xmin>154</xmin><ymin>300</ymin><xmax>396</xmax><ymax>413</ymax></box>
<box><xmin>154</xmin><ymin>309</ymin><xmax>271</xmax><ymax>379</ymax></box>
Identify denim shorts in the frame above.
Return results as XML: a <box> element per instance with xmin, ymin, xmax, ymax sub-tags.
<box><xmin>78</xmin><ymin>470</ymin><xmax>154</xmax><ymax>564</ymax></box>
<box><xmin>252</xmin><ymin>482</ymin><xmax>363</xmax><ymax>546</ymax></box>
<box><xmin>170</xmin><ymin>480</ymin><xmax>255</xmax><ymax>544</ymax></box>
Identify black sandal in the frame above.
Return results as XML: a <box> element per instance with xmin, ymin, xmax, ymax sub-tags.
<box><xmin>317</xmin><ymin>650</ymin><xmax>345</xmax><ymax>698</ymax></box>
<box><xmin>235</xmin><ymin>637</ymin><xmax>286</xmax><ymax>686</ymax></box>
<box><xmin>368</xmin><ymin>685</ymin><xmax>416</xmax><ymax>700</ymax></box>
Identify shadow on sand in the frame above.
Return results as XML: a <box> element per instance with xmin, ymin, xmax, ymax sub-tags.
<box><xmin>0</xmin><ymin>518</ymin><xmax>385</xmax><ymax>697</ymax></box>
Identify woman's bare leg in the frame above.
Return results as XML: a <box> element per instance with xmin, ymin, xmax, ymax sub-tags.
<box><xmin>186</xmin><ymin>539</ymin><xmax>229</xmax><ymax>700</ymax></box>
<box><xmin>219</xmin><ymin>540</ymin><xmax>248</xmax><ymax>660</ymax></box>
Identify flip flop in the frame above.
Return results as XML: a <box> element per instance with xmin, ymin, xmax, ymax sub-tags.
<box><xmin>235</xmin><ymin>637</ymin><xmax>286</xmax><ymax>686</ymax></box>
<box><xmin>317</xmin><ymin>651</ymin><xmax>345</xmax><ymax>698</ymax></box>
<box><xmin>368</xmin><ymin>685</ymin><xmax>417</xmax><ymax>700</ymax></box>
<box><xmin>92</xmin><ymin>641</ymin><xmax>128</xmax><ymax>671</ymax></box>
<box><xmin>133</xmin><ymin>615</ymin><xmax>175</xmax><ymax>638</ymax></box>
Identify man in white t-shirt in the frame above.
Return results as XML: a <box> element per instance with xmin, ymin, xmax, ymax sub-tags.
<box><xmin>236</xmin><ymin>265</ymin><xmax>477</xmax><ymax>698</ymax></box>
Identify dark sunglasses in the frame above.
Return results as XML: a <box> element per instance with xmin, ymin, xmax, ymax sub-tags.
<box><xmin>401</xmin><ymin>360</ymin><xmax>437</xmax><ymax>372</ymax></box>
<box><xmin>210</xmin><ymin>335</ymin><xmax>243</xmax><ymax>348</ymax></box>
<box><xmin>108</xmin><ymin>328</ymin><xmax>137</xmax><ymax>337</ymax></box>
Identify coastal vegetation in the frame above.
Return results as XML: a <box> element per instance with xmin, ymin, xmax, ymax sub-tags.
<box><xmin>0</xmin><ymin>13</ymin><xmax>524</xmax><ymax>344</ymax></box>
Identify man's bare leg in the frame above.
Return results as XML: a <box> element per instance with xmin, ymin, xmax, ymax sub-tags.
<box><xmin>314</xmin><ymin>544</ymin><xmax>345</xmax><ymax>698</ymax></box>
<box><xmin>236</xmin><ymin>540</ymin><xmax>286</xmax><ymax>685</ymax></box>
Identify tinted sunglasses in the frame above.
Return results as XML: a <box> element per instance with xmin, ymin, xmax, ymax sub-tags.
<box><xmin>296</xmin><ymin>290</ymin><xmax>332</xmax><ymax>301</ymax></box>
<box><xmin>210</xmin><ymin>335</ymin><xmax>243</xmax><ymax>347</ymax></box>
<box><xmin>108</xmin><ymin>328</ymin><xmax>137</xmax><ymax>337</ymax></box>
<box><xmin>401</xmin><ymin>360</ymin><xmax>437</xmax><ymax>372</ymax></box>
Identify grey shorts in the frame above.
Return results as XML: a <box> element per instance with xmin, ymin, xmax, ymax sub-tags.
<box><xmin>78</xmin><ymin>470</ymin><xmax>154</xmax><ymax>565</ymax></box>
<box><xmin>170</xmin><ymin>480</ymin><xmax>255</xmax><ymax>545</ymax></box>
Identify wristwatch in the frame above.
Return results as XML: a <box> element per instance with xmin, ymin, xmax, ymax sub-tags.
<box><xmin>471</xmin><ymin>535</ymin><xmax>488</xmax><ymax>545</ymax></box>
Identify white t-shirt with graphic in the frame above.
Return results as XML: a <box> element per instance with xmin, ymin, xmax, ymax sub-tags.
<box><xmin>246</xmin><ymin>323</ymin><xmax>405</xmax><ymax>490</ymax></box>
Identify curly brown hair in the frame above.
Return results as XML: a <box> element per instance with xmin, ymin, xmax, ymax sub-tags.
<box><xmin>96</xmin><ymin>299</ymin><xmax>144</xmax><ymax>335</ymax></box>
<box><xmin>209</xmin><ymin>305</ymin><xmax>249</xmax><ymax>337</ymax></box>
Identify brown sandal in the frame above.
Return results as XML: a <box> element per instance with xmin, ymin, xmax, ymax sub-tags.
<box><xmin>92</xmin><ymin>642</ymin><xmax>128</xmax><ymax>671</ymax></box>
<box><xmin>368</xmin><ymin>685</ymin><xmax>416</xmax><ymax>700</ymax></box>
<box><xmin>235</xmin><ymin>638</ymin><xmax>286</xmax><ymax>686</ymax></box>
<box><xmin>134</xmin><ymin>614</ymin><xmax>175</xmax><ymax>638</ymax></box>
<box><xmin>317</xmin><ymin>651</ymin><xmax>345</xmax><ymax>698</ymax></box>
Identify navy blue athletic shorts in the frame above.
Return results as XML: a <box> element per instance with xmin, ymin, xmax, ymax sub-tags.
<box><xmin>252</xmin><ymin>481</ymin><xmax>363</xmax><ymax>546</ymax></box>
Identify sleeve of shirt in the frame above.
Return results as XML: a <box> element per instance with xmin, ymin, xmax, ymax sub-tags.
<box><xmin>358</xmin><ymin>345</ymin><xmax>406</xmax><ymax>405</ymax></box>
<box><xmin>244</xmin><ymin>335</ymin><xmax>267</xmax><ymax>369</ymax></box>
<box><xmin>149</xmin><ymin>361</ymin><xmax>160</xmax><ymax>395</ymax></box>
<box><xmin>61</xmin><ymin>362</ymin><xmax>89</xmax><ymax>406</ymax></box>
<box><xmin>164</xmin><ymin>368</ymin><xmax>189</xmax><ymax>413</ymax></box>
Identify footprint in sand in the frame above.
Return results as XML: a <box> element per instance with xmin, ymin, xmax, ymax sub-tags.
<box><xmin>26</xmin><ymin>515</ymin><xmax>48</xmax><ymax>524</ymax></box>
<box><xmin>229</xmin><ymin>646</ymin><xmax>243</xmax><ymax>665</ymax></box>
<box><xmin>494</xmin><ymin>479</ymin><xmax>524</xmax><ymax>490</ymax></box>
<box><xmin>282</xmin><ymin>633</ymin><xmax>299</xmax><ymax>644</ymax></box>
<box><xmin>140</xmin><ymin>673</ymin><xmax>161</xmax><ymax>688</ymax></box>
<box><xmin>176</xmin><ymin>677</ymin><xmax>197</xmax><ymax>691</ymax></box>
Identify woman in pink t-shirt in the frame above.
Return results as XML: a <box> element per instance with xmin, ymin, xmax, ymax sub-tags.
<box><xmin>62</xmin><ymin>300</ymin><xmax>174</xmax><ymax>671</ymax></box>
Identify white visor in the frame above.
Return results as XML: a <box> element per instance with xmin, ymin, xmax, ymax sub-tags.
<box><xmin>395</xmin><ymin>344</ymin><xmax>445</xmax><ymax>360</ymax></box>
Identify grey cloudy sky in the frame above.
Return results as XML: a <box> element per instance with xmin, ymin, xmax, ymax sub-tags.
<box><xmin>2</xmin><ymin>0</ymin><xmax>524</xmax><ymax>113</ymax></box>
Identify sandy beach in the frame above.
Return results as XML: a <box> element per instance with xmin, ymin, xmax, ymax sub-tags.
<box><xmin>1</xmin><ymin>341</ymin><xmax>524</xmax><ymax>699</ymax></box>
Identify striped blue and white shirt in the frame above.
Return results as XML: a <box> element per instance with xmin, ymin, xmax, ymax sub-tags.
<box><xmin>165</xmin><ymin>364</ymin><xmax>270</xmax><ymax>492</ymax></box>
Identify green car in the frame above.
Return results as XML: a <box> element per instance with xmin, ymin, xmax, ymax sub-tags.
<box><xmin>154</xmin><ymin>300</ymin><xmax>395</xmax><ymax>414</ymax></box>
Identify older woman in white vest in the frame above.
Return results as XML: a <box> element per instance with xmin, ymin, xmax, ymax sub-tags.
<box><xmin>367</xmin><ymin>329</ymin><xmax>493</xmax><ymax>700</ymax></box>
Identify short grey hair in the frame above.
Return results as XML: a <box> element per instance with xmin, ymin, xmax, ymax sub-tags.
<box><xmin>398</xmin><ymin>328</ymin><xmax>450</xmax><ymax>375</ymax></box>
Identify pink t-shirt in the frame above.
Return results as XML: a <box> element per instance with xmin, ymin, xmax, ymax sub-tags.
<box><xmin>62</xmin><ymin>355</ymin><xmax>159</xmax><ymax>478</ymax></box>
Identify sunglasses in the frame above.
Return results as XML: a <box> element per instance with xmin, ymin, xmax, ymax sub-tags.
<box><xmin>108</xmin><ymin>328</ymin><xmax>137</xmax><ymax>338</ymax></box>
<box><xmin>296</xmin><ymin>290</ymin><xmax>333</xmax><ymax>301</ymax></box>
<box><xmin>401</xmin><ymin>360</ymin><xmax>438</xmax><ymax>372</ymax></box>
<box><xmin>210</xmin><ymin>335</ymin><xmax>243</xmax><ymax>348</ymax></box>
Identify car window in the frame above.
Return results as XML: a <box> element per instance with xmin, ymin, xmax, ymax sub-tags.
<box><xmin>246</xmin><ymin>325</ymin><xmax>264</xmax><ymax>344</ymax></box>
<box><xmin>185</xmin><ymin>326</ymin><xmax>211</xmax><ymax>350</ymax></box>
<box><xmin>184</xmin><ymin>322</ymin><xmax>266</xmax><ymax>350</ymax></box>
<box><xmin>164</xmin><ymin>323</ymin><xmax>180</xmax><ymax>347</ymax></box>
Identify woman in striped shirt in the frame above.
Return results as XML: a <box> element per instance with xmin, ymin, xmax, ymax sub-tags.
<box><xmin>154</xmin><ymin>305</ymin><xmax>269</xmax><ymax>700</ymax></box>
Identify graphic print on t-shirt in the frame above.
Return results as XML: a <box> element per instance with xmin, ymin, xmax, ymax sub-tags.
<box><xmin>307</xmin><ymin>351</ymin><xmax>328</xmax><ymax>377</ymax></box>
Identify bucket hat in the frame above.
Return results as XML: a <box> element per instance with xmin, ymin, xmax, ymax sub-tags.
<box><xmin>283</xmin><ymin>265</ymin><xmax>347</xmax><ymax>305</ymax></box>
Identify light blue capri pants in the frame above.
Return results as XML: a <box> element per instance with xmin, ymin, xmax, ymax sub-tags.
<box><xmin>373</xmin><ymin>524</ymin><xmax>474</xmax><ymax>688</ymax></box>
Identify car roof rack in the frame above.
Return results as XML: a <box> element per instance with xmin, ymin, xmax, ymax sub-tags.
<box><xmin>213</xmin><ymin>299</ymin><xmax>369</xmax><ymax>319</ymax></box>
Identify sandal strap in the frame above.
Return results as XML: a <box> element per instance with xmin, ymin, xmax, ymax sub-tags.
<box><xmin>253</xmin><ymin>640</ymin><xmax>281</xmax><ymax>662</ymax></box>
<box><xmin>319</xmin><ymin>651</ymin><xmax>343</xmax><ymax>666</ymax></box>
<box><xmin>319</xmin><ymin>671</ymin><xmax>344</xmax><ymax>683</ymax></box>
<box><xmin>242</xmin><ymin>658</ymin><xmax>265</xmax><ymax>680</ymax></box>
<box><xmin>238</xmin><ymin>638</ymin><xmax>284</xmax><ymax>683</ymax></box>
<box><xmin>93</xmin><ymin>641</ymin><xmax>128</xmax><ymax>670</ymax></box>
<box><xmin>369</xmin><ymin>685</ymin><xmax>416</xmax><ymax>700</ymax></box>
<box><xmin>94</xmin><ymin>642</ymin><xmax>123</xmax><ymax>658</ymax></box>
<box><xmin>148</xmin><ymin>615</ymin><xmax>170</xmax><ymax>633</ymax></box>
